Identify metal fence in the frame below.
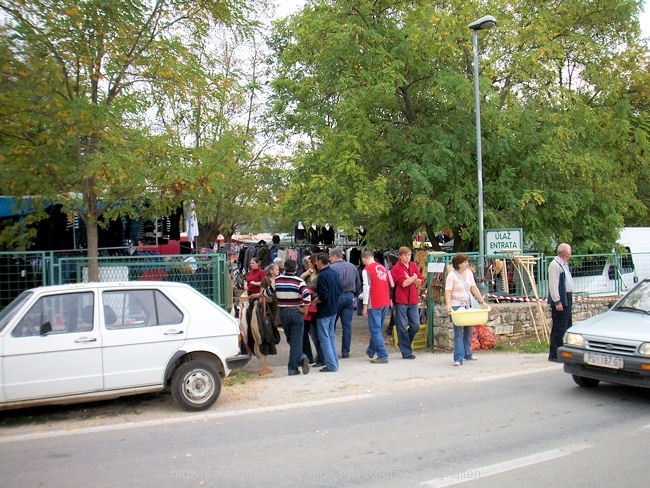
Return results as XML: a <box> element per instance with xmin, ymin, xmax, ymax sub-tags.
<box><xmin>424</xmin><ymin>250</ymin><xmax>650</xmax><ymax>302</ymax></box>
<box><xmin>0</xmin><ymin>250</ymin><xmax>233</xmax><ymax>310</ymax></box>
<box><xmin>3</xmin><ymin>248</ymin><xmax>650</xmax><ymax>312</ymax></box>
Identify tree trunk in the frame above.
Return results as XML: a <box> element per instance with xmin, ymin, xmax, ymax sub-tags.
<box><xmin>86</xmin><ymin>219</ymin><xmax>100</xmax><ymax>282</ymax></box>
<box><xmin>83</xmin><ymin>191</ymin><xmax>100</xmax><ymax>282</ymax></box>
<box><xmin>424</xmin><ymin>224</ymin><xmax>442</xmax><ymax>252</ymax></box>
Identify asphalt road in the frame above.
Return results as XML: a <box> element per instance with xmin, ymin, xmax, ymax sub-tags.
<box><xmin>1</xmin><ymin>354</ymin><xmax>648</xmax><ymax>488</ymax></box>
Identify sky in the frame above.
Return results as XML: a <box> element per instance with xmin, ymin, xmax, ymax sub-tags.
<box><xmin>274</xmin><ymin>0</ymin><xmax>650</xmax><ymax>38</ymax></box>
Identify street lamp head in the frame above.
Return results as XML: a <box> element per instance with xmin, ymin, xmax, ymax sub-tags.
<box><xmin>468</xmin><ymin>15</ymin><xmax>496</xmax><ymax>31</ymax></box>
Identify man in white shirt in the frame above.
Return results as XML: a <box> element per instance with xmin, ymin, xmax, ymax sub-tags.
<box><xmin>547</xmin><ymin>243</ymin><xmax>574</xmax><ymax>361</ymax></box>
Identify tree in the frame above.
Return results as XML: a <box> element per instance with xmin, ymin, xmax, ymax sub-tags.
<box><xmin>267</xmin><ymin>0</ymin><xmax>650</xmax><ymax>253</ymax></box>
<box><xmin>0</xmin><ymin>0</ymin><xmax>258</xmax><ymax>280</ymax></box>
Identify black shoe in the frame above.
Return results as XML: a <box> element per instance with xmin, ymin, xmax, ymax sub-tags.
<box><xmin>365</xmin><ymin>348</ymin><xmax>374</xmax><ymax>359</ymax></box>
<box><xmin>320</xmin><ymin>366</ymin><xmax>337</xmax><ymax>372</ymax></box>
<box><xmin>288</xmin><ymin>370</ymin><xmax>300</xmax><ymax>376</ymax></box>
<box><xmin>404</xmin><ymin>354</ymin><xmax>416</xmax><ymax>360</ymax></box>
<box><xmin>313</xmin><ymin>362</ymin><xmax>325</xmax><ymax>367</ymax></box>
<box><xmin>341</xmin><ymin>353</ymin><xmax>350</xmax><ymax>359</ymax></box>
<box><xmin>301</xmin><ymin>357</ymin><xmax>310</xmax><ymax>375</ymax></box>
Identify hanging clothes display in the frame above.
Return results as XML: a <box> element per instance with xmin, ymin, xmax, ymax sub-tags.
<box><xmin>185</xmin><ymin>201</ymin><xmax>199</xmax><ymax>248</ymax></box>
<box><xmin>294</xmin><ymin>221</ymin><xmax>306</xmax><ymax>242</ymax></box>
<box><xmin>322</xmin><ymin>223</ymin><xmax>335</xmax><ymax>245</ymax></box>
<box><xmin>308</xmin><ymin>224</ymin><xmax>321</xmax><ymax>245</ymax></box>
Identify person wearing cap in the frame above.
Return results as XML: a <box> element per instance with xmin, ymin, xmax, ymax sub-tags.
<box><xmin>389</xmin><ymin>246</ymin><xmax>424</xmax><ymax>359</ymax></box>
<box><xmin>264</xmin><ymin>259</ymin><xmax>312</xmax><ymax>376</ymax></box>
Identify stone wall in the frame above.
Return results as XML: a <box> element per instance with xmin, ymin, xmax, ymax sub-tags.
<box><xmin>431</xmin><ymin>299</ymin><xmax>612</xmax><ymax>350</ymax></box>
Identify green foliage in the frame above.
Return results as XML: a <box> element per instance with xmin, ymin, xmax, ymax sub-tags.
<box><xmin>0</xmin><ymin>0</ymin><xmax>264</xmax><ymax>272</ymax></box>
<box><xmin>267</xmin><ymin>0</ymin><xmax>650</xmax><ymax>252</ymax></box>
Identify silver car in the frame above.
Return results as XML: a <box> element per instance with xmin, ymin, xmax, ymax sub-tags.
<box><xmin>558</xmin><ymin>279</ymin><xmax>650</xmax><ymax>388</ymax></box>
<box><xmin>0</xmin><ymin>281</ymin><xmax>248</xmax><ymax>411</ymax></box>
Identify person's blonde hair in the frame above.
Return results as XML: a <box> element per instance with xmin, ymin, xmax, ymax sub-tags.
<box><xmin>398</xmin><ymin>246</ymin><xmax>411</xmax><ymax>256</ymax></box>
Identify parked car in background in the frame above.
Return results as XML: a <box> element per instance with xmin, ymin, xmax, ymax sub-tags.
<box><xmin>558</xmin><ymin>279</ymin><xmax>650</xmax><ymax>389</ymax></box>
<box><xmin>0</xmin><ymin>281</ymin><xmax>248</xmax><ymax>411</ymax></box>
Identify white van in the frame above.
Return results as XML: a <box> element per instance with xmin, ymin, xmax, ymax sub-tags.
<box><xmin>571</xmin><ymin>227</ymin><xmax>650</xmax><ymax>297</ymax></box>
<box><xmin>571</xmin><ymin>253</ymin><xmax>636</xmax><ymax>296</ymax></box>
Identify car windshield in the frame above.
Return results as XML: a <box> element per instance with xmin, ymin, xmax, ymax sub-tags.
<box><xmin>0</xmin><ymin>291</ymin><xmax>33</xmax><ymax>333</ymax></box>
<box><xmin>612</xmin><ymin>280</ymin><xmax>650</xmax><ymax>314</ymax></box>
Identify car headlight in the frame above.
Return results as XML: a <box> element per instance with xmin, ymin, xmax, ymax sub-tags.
<box><xmin>564</xmin><ymin>332</ymin><xmax>585</xmax><ymax>348</ymax></box>
<box><xmin>639</xmin><ymin>343</ymin><xmax>650</xmax><ymax>356</ymax></box>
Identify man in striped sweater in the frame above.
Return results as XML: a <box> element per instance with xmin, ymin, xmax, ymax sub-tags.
<box><xmin>264</xmin><ymin>259</ymin><xmax>312</xmax><ymax>376</ymax></box>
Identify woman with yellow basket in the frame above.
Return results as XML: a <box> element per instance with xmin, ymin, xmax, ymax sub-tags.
<box><xmin>444</xmin><ymin>253</ymin><xmax>489</xmax><ymax>366</ymax></box>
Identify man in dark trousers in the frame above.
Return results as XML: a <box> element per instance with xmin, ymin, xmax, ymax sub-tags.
<box><xmin>314</xmin><ymin>253</ymin><xmax>343</xmax><ymax>372</ymax></box>
<box><xmin>328</xmin><ymin>248</ymin><xmax>361</xmax><ymax>358</ymax></box>
<box><xmin>547</xmin><ymin>243</ymin><xmax>574</xmax><ymax>361</ymax></box>
<box><xmin>264</xmin><ymin>259</ymin><xmax>312</xmax><ymax>376</ymax></box>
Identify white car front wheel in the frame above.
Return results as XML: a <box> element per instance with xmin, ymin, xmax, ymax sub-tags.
<box><xmin>572</xmin><ymin>374</ymin><xmax>600</xmax><ymax>388</ymax></box>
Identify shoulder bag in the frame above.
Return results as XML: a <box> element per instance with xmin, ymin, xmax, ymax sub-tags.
<box><xmin>453</xmin><ymin>270</ymin><xmax>482</xmax><ymax>309</ymax></box>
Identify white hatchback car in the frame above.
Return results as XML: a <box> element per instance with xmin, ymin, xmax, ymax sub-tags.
<box><xmin>0</xmin><ymin>281</ymin><xmax>247</xmax><ymax>411</ymax></box>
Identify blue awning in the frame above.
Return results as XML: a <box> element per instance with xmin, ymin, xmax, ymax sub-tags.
<box><xmin>0</xmin><ymin>196</ymin><xmax>37</xmax><ymax>218</ymax></box>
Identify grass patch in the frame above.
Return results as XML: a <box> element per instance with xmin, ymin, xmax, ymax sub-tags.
<box><xmin>494</xmin><ymin>338</ymin><xmax>549</xmax><ymax>354</ymax></box>
<box><xmin>224</xmin><ymin>370</ymin><xmax>251</xmax><ymax>386</ymax></box>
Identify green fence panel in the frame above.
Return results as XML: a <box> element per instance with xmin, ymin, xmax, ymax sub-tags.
<box><xmin>0</xmin><ymin>251</ymin><xmax>50</xmax><ymax>308</ymax></box>
<box><xmin>55</xmin><ymin>252</ymin><xmax>230</xmax><ymax>309</ymax></box>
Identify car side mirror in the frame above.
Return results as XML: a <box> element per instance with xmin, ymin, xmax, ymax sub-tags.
<box><xmin>40</xmin><ymin>321</ymin><xmax>52</xmax><ymax>336</ymax></box>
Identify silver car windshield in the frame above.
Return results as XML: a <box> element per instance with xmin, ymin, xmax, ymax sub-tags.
<box><xmin>0</xmin><ymin>291</ymin><xmax>33</xmax><ymax>333</ymax></box>
<box><xmin>613</xmin><ymin>280</ymin><xmax>650</xmax><ymax>314</ymax></box>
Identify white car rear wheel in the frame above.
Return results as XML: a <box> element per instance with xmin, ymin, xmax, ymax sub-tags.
<box><xmin>171</xmin><ymin>360</ymin><xmax>221</xmax><ymax>411</ymax></box>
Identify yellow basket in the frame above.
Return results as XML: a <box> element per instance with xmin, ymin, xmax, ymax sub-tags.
<box><xmin>450</xmin><ymin>307</ymin><xmax>491</xmax><ymax>326</ymax></box>
<box><xmin>393</xmin><ymin>324</ymin><xmax>428</xmax><ymax>350</ymax></box>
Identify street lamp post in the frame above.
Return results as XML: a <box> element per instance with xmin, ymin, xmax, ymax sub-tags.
<box><xmin>469</xmin><ymin>15</ymin><xmax>496</xmax><ymax>286</ymax></box>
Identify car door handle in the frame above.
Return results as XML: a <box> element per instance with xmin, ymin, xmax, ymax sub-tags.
<box><xmin>74</xmin><ymin>337</ymin><xmax>97</xmax><ymax>343</ymax></box>
<box><xmin>164</xmin><ymin>329</ymin><xmax>184</xmax><ymax>335</ymax></box>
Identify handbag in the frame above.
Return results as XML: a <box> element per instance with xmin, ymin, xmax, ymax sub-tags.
<box><xmin>303</xmin><ymin>289</ymin><xmax>318</xmax><ymax>321</ymax></box>
<box><xmin>453</xmin><ymin>270</ymin><xmax>482</xmax><ymax>309</ymax></box>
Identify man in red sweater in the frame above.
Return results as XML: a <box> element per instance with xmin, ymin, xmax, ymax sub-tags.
<box><xmin>390</xmin><ymin>246</ymin><xmax>423</xmax><ymax>359</ymax></box>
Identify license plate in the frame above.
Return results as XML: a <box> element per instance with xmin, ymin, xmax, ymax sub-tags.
<box><xmin>584</xmin><ymin>352</ymin><xmax>624</xmax><ymax>369</ymax></box>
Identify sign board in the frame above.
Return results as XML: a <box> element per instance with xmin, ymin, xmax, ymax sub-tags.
<box><xmin>427</xmin><ymin>262</ymin><xmax>446</xmax><ymax>273</ymax></box>
<box><xmin>82</xmin><ymin>266</ymin><xmax>129</xmax><ymax>283</ymax></box>
<box><xmin>485</xmin><ymin>228</ymin><xmax>522</xmax><ymax>256</ymax></box>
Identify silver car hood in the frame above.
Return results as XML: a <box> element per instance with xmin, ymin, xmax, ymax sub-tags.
<box><xmin>569</xmin><ymin>310</ymin><xmax>650</xmax><ymax>342</ymax></box>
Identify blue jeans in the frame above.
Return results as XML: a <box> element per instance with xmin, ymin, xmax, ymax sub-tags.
<box><xmin>304</xmin><ymin>318</ymin><xmax>323</xmax><ymax>363</ymax></box>
<box><xmin>452</xmin><ymin>306</ymin><xmax>473</xmax><ymax>363</ymax></box>
<box><xmin>317</xmin><ymin>314</ymin><xmax>339</xmax><ymax>371</ymax></box>
<box><xmin>280</xmin><ymin>307</ymin><xmax>307</xmax><ymax>374</ymax></box>
<box><xmin>367</xmin><ymin>306</ymin><xmax>389</xmax><ymax>360</ymax></box>
<box><xmin>336</xmin><ymin>292</ymin><xmax>355</xmax><ymax>355</ymax></box>
<box><xmin>393</xmin><ymin>303</ymin><xmax>421</xmax><ymax>358</ymax></box>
